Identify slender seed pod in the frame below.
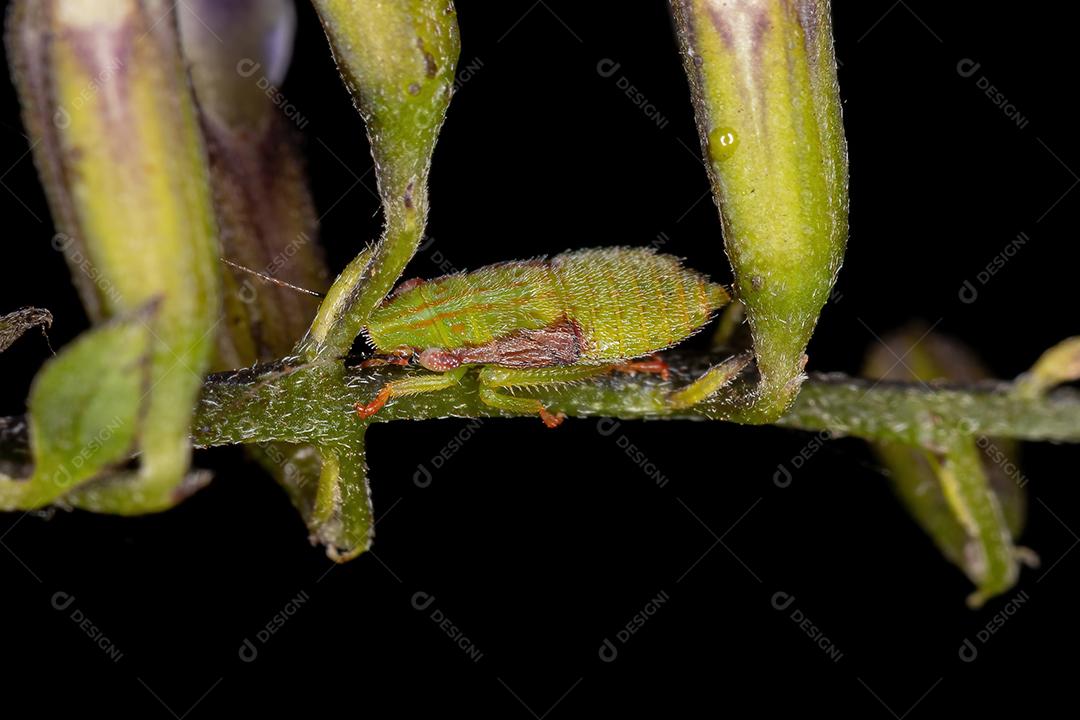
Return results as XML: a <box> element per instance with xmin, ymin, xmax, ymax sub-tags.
<box><xmin>865</xmin><ymin>328</ymin><xmax>1031</xmax><ymax>608</ymax></box>
<box><xmin>179</xmin><ymin>0</ymin><xmax>328</xmax><ymax>369</ymax></box>
<box><xmin>670</xmin><ymin>0</ymin><xmax>849</xmax><ymax>422</ymax></box>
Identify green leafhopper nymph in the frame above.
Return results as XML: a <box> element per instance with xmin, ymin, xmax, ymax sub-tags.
<box><xmin>355</xmin><ymin>247</ymin><xmax>744</xmax><ymax>427</ymax></box>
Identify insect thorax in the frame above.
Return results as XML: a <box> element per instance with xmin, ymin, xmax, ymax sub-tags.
<box><xmin>365</xmin><ymin>261</ymin><xmax>564</xmax><ymax>353</ymax></box>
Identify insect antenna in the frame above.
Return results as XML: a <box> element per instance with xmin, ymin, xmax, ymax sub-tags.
<box><xmin>221</xmin><ymin>258</ymin><xmax>325</xmax><ymax>298</ymax></box>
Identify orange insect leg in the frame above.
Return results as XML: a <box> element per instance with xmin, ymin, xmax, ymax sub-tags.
<box><xmin>355</xmin><ymin>386</ymin><xmax>392</xmax><ymax>419</ymax></box>
<box><xmin>538</xmin><ymin>407</ymin><xmax>567</xmax><ymax>429</ymax></box>
<box><xmin>614</xmin><ymin>355</ymin><xmax>671</xmax><ymax>381</ymax></box>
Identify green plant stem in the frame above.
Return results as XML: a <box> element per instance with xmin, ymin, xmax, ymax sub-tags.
<box><xmin>175</xmin><ymin>355</ymin><xmax>1080</xmax><ymax>451</ymax></box>
<box><xmin>4</xmin><ymin>356</ymin><xmax>1077</xmax><ymax>463</ymax></box>
<box><xmin>299</xmin><ymin>0</ymin><xmax>459</xmax><ymax>361</ymax></box>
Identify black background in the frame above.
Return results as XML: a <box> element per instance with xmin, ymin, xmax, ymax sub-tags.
<box><xmin>2</xmin><ymin>1</ymin><xmax>1077</xmax><ymax>716</ymax></box>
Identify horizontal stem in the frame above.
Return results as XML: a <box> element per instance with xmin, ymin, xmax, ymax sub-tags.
<box><xmin>4</xmin><ymin>355</ymin><xmax>1077</xmax><ymax>465</ymax></box>
<box><xmin>188</xmin><ymin>355</ymin><xmax>1080</xmax><ymax>450</ymax></box>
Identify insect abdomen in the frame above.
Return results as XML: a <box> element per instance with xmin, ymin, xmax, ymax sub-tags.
<box><xmin>552</xmin><ymin>248</ymin><xmax>728</xmax><ymax>362</ymax></box>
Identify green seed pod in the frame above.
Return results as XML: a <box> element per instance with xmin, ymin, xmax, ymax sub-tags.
<box><xmin>4</xmin><ymin>0</ymin><xmax>220</xmax><ymax>511</ymax></box>
<box><xmin>178</xmin><ymin>0</ymin><xmax>328</xmax><ymax>368</ymax></box>
<box><xmin>865</xmin><ymin>328</ymin><xmax>1031</xmax><ymax>607</ymax></box>
<box><xmin>670</xmin><ymin>0</ymin><xmax>848</xmax><ymax>421</ymax></box>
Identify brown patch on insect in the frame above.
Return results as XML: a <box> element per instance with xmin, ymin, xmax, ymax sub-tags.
<box><xmin>417</xmin><ymin>317</ymin><xmax>584</xmax><ymax>371</ymax></box>
<box><xmin>403</xmin><ymin>180</ymin><xmax>415</xmax><ymax>209</ymax></box>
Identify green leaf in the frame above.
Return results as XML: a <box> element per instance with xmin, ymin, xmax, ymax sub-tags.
<box><xmin>1</xmin><ymin>313</ymin><xmax>153</xmax><ymax>509</ymax></box>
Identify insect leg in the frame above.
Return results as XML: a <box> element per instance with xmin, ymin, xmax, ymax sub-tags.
<box><xmin>355</xmin><ymin>367</ymin><xmax>468</xmax><ymax>420</ymax></box>
<box><xmin>668</xmin><ymin>352</ymin><xmax>752</xmax><ymax>409</ymax></box>
<box><xmin>614</xmin><ymin>354</ymin><xmax>671</xmax><ymax>381</ymax></box>
<box><xmin>357</xmin><ymin>347</ymin><xmax>413</xmax><ymax>368</ymax></box>
<box><xmin>478</xmin><ymin>365</ymin><xmax>610</xmax><ymax>428</ymax></box>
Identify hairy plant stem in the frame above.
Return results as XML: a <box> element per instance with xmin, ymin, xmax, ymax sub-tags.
<box><xmin>169</xmin><ymin>354</ymin><xmax>1080</xmax><ymax>452</ymax></box>
<box><xmin>2</xmin><ymin>355</ymin><xmax>1076</xmax><ymax>469</ymax></box>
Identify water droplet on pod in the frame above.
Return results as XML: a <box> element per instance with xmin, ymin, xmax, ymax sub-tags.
<box><xmin>708</xmin><ymin>127</ymin><xmax>738</xmax><ymax>162</ymax></box>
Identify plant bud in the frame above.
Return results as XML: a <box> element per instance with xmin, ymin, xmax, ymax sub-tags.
<box><xmin>671</xmin><ymin>0</ymin><xmax>848</xmax><ymax>421</ymax></box>
<box><xmin>4</xmin><ymin>0</ymin><xmax>220</xmax><ymax>511</ymax></box>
